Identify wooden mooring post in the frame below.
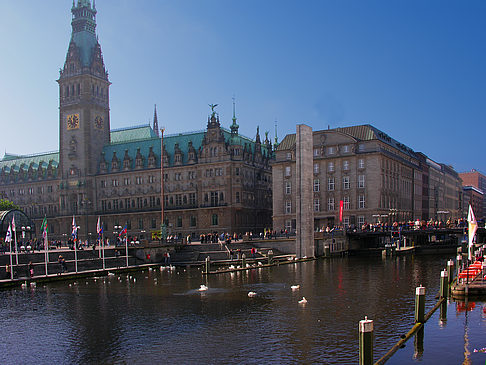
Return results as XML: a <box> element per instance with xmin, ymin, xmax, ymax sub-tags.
<box><xmin>415</xmin><ymin>286</ymin><xmax>425</xmax><ymax>323</ymax></box>
<box><xmin>359</xmin><ymin>316</ymin><xmax>373</xmax><ymax>365</ymax></box>
<box><xmin>447</xmin><ymin>260</ymin><xmax>454</xmax><ymax>284</ymax></box>
<box><xmin>440</xmin><ymin>270</ymin><xmax>448</xmax><ymax>299</ymax></box>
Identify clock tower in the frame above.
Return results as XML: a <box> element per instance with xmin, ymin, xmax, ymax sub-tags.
<box><xmin>58</xmin><ymin>0</ymin><xmax>110</xmax><ymax>216</ymax></box>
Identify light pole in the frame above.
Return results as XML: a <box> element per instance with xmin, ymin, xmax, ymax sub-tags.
<box><xmin>160</xmin><ymin>127</ymin><xmax>166</xmax><ymax>243</ymax></box>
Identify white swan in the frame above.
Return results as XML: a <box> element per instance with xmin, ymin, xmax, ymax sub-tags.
<box><xmin>248</xmin><ymin>291</ymin><xmax>257</xmax><ymax>298</ymax></box>
<box><xmin>298</xmin><ymin>297</ymin><xmax>308</xmax><ymax>304</ymax></box>
<box><xmin>198</xmin><ymin>284</ymin><xmax>208</xmax><ymax>291</ymax></box>
<box><xmin>291</xmin><ymin>285</ymin><xmax>300</xmax><ymax>290</ymax></box>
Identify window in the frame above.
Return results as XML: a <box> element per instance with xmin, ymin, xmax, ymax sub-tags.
<box><xmin>175</xmin><ymin>173</ymin><xmax>182</xmax><ymax>181</ymax></box>
<box><xmin>285</xmin><ymin>166</ymin><xmax>291</xmax><ymax>177</ymax></box>
<box><xmin>210</xmin><ymin>191</ymin><xmax>219</xmax><ymax>206</ymax></box>
<box><xmin>177</xmin><ymin>216</ymin><xmax>182</xmax><ymax>227</ymax></box>
<box><xmin>136</xmin><ymin>176</ymin><xmax>143</xmax><ymax>185</ymax></box>
<box><xmin>176</xmin><ymin>194</ymin><xmax>182</xmax><ymax>206</ymax></box>
<box><xmin>328</xmin><ymin>177</ymin><xmax>335</xmax><ymax>191</ymax></box>
<box><xmin>151</xmin><ymin>219</ymin><xmax>157</xmax><ymax>229</ymax></box>
<box><xmin>343</xmin><ymin>196</ymin><xmax>350</xmax><ymax>210</ymax></box>
<box><xmin>235</xmin><ymin>192</ymin><xmax>240</xmax><ymax>203</ymax></box>
<box><xmin>358</xmin><ymin>216</ymin><xmax>365</xmax><ymax>227</ymax></box>
<box><xmin>235</xmin><ymin>168</ymin><xmax>240</xmax><ymax>176</ymax></box>
<box><xmin>188</xmin><ymin>171</ymin><xmax>196</xmax><ymax>180</ymax></box>
<box><xmin>138</xmin><ymin>219</ymin><xmax>144</xmax><ymax>230</ymax></box>
<box><xmin>190</xmin><ymin>216</ymin><xmax>196</xmax><ymax>227</ymax></box>
<box><xmin>359</xmin><ymin>195</ymin><xmax>365</xmax><ymax>209</ymax></box>
<box><xmin>342</xmin><ymin>145</ymin><xmax>350</xmax><ymax>153</ymax></box>
<box><xmin>343</xmin><ymin>160</ymin><xmax>350</xmax><ymax>171</ymax></box>
<box><xmin>358</xmin><ymin>159</ymin><xmax>365</xmax><ymax>169</ymax></box>
<box><xmin>286</xmin><ymin>152</ymin><xmax>292</xmax><ymax>160</ymax></box>
<box><xmin>211</xmin><ymin>214</ymin><xmax>218</xmax><ymax>226</ymax></box>
<box><xmin>285</xmin><ymin>181</ymin><xmax>291</xmax><ymax>195</ymax></box>
<box><xmin>358</xmin><ymin>144</ymin><xmax>365</xmax><ymax>152</ymax></box>
<box><xmin>285</xmin><ymin>200</ymin><xmax>292</xmax><ymax>214</ymax></box>
<box><xmin>313</xmin><ymin>179</ymin><xmax>320</xmax><ymax>192</ymax></box>
<box><xmin>328</xmin><ymin>162</ymin><xmax>334</xmax><ymax>172</ymax></box>
<box><xmin>313</xmin><ymin>163</ymin><xmax>319</xmax><ymax>174</ymax></box>
<box><xmin>314</xmin><ymin>198</ymin><xmax>320</xmax><ymax>212</ymax></box>
<box><xmin>189</xmin><ymin>193</ymin><xmax>196</xmax><ymax>206</ymax></box>
<box><xmin>358</xmin><ymin>175</ymin><xmax>365</xmax><ymax>188</ymax></box>
<box><xmin>328</xmin><ymin>197</ymin><xmax>335</xmax><ymax>211</ymax></box>
<box><xmin>313</xmin><ymin>148</ymin><xmax>320</xmax><ymax>157</ymax></box>
<box><xmin>343</xmin><ymin>176</ymin><xmax>350</xmax><ymax>190</ymax></box>
<box><xmin>124</xmin><ymin>178</ymin><xmax>130</xmax><ymax>185</ymax></box>
<box><xmin>285</xmin><ymin>220</ymin><xmax>292</xmax><ymax>232</ymax></box>
<box><xmin>327</xmin><ymin>146</ymin><xmax>335</xmax><ymax>155</ymax></box>
<box><xmin>112</xmin><ymin>179</ymin><xmax>119</xmax><ymax>187</ymax></box>
<box><xmin>148</xmin><ymin>175</ymin><xmax>155</xmax><ymax>183</ymax></box>
<box><xmin>344</xmin><ymin>217</ymin><xmax>350</xmax><ymax>228</ymax></box>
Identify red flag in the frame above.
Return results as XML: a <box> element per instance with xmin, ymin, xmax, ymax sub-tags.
<box><xmin>339</xmin><ymin>200</ymin><xmax>344</xmax><ymax>222</ymax></box>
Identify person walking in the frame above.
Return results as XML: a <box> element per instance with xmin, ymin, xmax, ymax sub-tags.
<box><xmin>28</xmin><ymin>261</ymin><xmax>34</xmax><ymax>278</ymax></box>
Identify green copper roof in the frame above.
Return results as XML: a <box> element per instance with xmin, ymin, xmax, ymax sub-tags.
<box><xmin>100</xmin><ymin>125</ymin><xmax>269</xmax><ymax>173</ymax></box>
<box><xmin>110</xmin><ymin>125</ymin><xmax>158</xmax><ymax>143</ymax></box>
<box><xmin>0</xmin><ymin>151</ymin><xmax>59</xmax><ymax>170</ymax></box>
<box><xmin>70</xmin><ymin>0</ymin><xmax>98</xmax><ymax>67</ymax></box>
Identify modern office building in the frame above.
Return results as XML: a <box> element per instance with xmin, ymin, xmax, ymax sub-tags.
<box><xmin>0</xmin><ymin>0</ymin><xmax>273</xmax><ymax>241</ymax></box>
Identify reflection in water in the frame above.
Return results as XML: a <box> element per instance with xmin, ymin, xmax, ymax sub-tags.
<box><xmin>0</xmin><ymin>255</ymin><xmax>484</xmax><ymax>364</ymax></box>
<box><xmin>413</xmin><ymin>327</ymin><xmax>424</xmax><ymax>360</ymax></box>
<box><xmin>439</xmin><ymin>301</ymin><xmax>447</xmax><ymax>327</ymax></box>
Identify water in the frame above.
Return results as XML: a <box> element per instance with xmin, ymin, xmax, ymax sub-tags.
<box><xmin>1</xmin><ymin>255</ymin><xmax>485</xmax><ymax>364</ymax></box>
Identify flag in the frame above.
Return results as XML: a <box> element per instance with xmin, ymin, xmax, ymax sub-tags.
<box><xmin>97</xmin><ymin>216</ymin><xmax>103</xmax><ymax>236</ymax></box>
<box><xmin>72</xmin><ymin>215</ymin><xmax>77</xmax><ymax>239</ymax></box>
<box><xmin>5</xmin><ymin>223</ymin><xmax>12</xmax><ymax>243</ymax></box>
<box><xmin>339</xmin><ymin>200</ymin><xmax>344</xmax><ymax>223</ymax></box>
<box><xmin>468</xmin><ymin>205</ymin><xmax>478</xmax><ymax>261</ymax></box>
<box><xmin>11</xmin><ymin>216</ymin><xmax>16</xmax><ymax>232</ymax></box>
<box><xmin>40</xmin><ymin>216</ymin><xmax>48</xmax><ymax>238</ymax></box>
<box><xmin>119</xmin><ymin>225</ymin><xmax>127</xmax><ymax>237</ymax></box>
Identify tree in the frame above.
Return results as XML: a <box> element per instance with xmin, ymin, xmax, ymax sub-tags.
<box><xmin>0</xmin><ymin>199</ymin><xmax>20</xmax><ymax>211</ymax></box>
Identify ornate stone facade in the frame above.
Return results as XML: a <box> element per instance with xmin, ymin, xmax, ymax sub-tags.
<box><xmin>0</xmin><ymin>1</ymin><xmax>273</xmax><ymax>241</ymax></box>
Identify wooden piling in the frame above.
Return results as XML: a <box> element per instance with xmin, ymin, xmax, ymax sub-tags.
<box><xmin>359</xmin><ymin>316</ymin><xmax>373</xmax><ymax>365</ymax></box>
<box><xmin>447</xmin><ymin>260</ymin><xmax>454</xmax><ymax>284</ymax></box>
<box><xmin>440</xmin><ymin>270</ymin><xmax>448</xmax><ymax>299</ymax></box>
<box><xmin>205</xmin><ymin>256</ymin><xmax>210</xmax><ymax>274</ymax></box>
<box><xmin>415</xmin><ymin>286</ymin><xmax>425</xmax><ymax>323</ymax></box>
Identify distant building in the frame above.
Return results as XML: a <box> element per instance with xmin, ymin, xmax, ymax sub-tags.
<box><xmin>272</xmin><ymin>124</ymin><xmax>463</xmax><ymax>232</ymax></box>
<box><xmin>0</xmin><ymin>1</ymin><xmax>273</xmax><ymax>241</ymax></box>
<box><xmin>459</xmin><ymin>169</ymin><xmax>486</xmax><ymax>220</ymax></box>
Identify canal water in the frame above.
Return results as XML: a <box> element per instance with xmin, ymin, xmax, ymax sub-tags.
<box><xmin>1</xmin><ymin>254</ymin><xmax>485</xmax><ymax>364</ymax></box>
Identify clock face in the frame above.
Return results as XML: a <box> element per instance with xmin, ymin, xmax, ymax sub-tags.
<box><xmin>94</xmin><ymin>115</ymin><xmax>104</xmax><ymax>130</ymax></box>
<box><xmin>66</xmin><ymin>114</ymin><xmax>80</xmax><ymax>130</ymax></box>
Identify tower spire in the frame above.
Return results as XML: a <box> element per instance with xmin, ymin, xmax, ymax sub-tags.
<box><xmin>230</xmin><ymin>96</ymin><xmax>239</xmax><ymax>136</ymax></box>
<box><xmin>274</xmin><ymin>120</ymin><xmax>279</xmax><ymax>148</ymax></box>
<box><xmin>153</xmin><ymin>104</ymin><xmax>159</xmax><ymax>137</ymax></box>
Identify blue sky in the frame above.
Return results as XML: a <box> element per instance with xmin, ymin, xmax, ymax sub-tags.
<box><xmin>0</xmin><ymin>0</ymin><xmax>484</xmax><ymax>173</ymax></box>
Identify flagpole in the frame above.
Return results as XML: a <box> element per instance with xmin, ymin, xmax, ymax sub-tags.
<box><xmin>75</xmin><ymin>236</ymin><xmax>78</xmax><ymax>273</ymax></box>
<box><xmin>14</xmin><ymin>225</ymin><xmax>18</xmax><ymax>266</ymax></box>
<box><xmin>102</xmin><ymin>231</ymin><xmax>105</xmax><ymax>270</ymax></box>
<box><xmin>9</xmin><ymin>237</ymin><xmax>13</xmax><ymax>280</ymax></box>
<box><xmin>44</xmin><ymin>229</ymin><xmax>49</xmax><ymax>276</ymax></box>
<box><xmin>125</xmin><ymin>230</ymin><xmax>129</xmax><ymax>267</ymax></box>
